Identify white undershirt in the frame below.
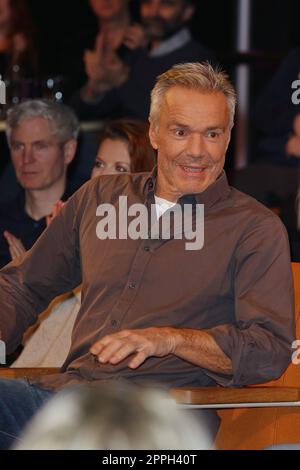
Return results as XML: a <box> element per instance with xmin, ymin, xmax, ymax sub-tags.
<box><xmin>154</xmin><ymin>195</ymin><xmax>176</xmax><ymax>219</ymax></box>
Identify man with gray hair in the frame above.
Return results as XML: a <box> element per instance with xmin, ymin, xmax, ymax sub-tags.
<box><xmin>0</xmin><ymin>99</ymin><xmax>79</xmax><ymax>268</ymax></box>
<box><xmin>0</xmin><ymin>63</ymin><xmax>295</xmax><ymax>449</ymax></box>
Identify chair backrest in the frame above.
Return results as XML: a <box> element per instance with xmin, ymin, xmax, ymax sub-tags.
<box><xmin>259</xmin><ymin>262</ymin><xmax>300</xmax><ymax>388</ymax></box>
<box><xmin>216</xmin><ymin>262</ymin><xmax>300</xmax><ymax>450</ymax></box>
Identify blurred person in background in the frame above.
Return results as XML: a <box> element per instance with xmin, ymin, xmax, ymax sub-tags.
<box><xmin>57</xmin><ymin>0</ymin><xmax>146</xmax><ymax>193</ymax></box>
<box><xmin>0</xmin><ymin>99</ymin><xmax>79</xmax><ymax>269</ymax></box>
<box><xmin>15</xmin><ymin>382</ymin><xmax>210</xmax><ymax>450</ymax></box>
<box><xmin>92</xmin><ymin>118</ymin><xmax>155</xmax><ymax>177</ymax></box>
<box><xmin>62</xmin><ymin>0</ymin><xmax>146</xmax><ymax>102</ymax></box>
<box><xmin>234</xmin><ymin>48</ymin><xmax>300</xmax><ymax>261</ymax></box>
<box><xmin>71</xmin><ymin>0</ymin><xmax>214</xmax><ymax>121</ymax></box>
<box><xmin>0</xmin><ymin>0</ymin><xmax>38</xmax><ymax>176</ymax></box>
<box><xmin>0</xmin><ymin>0</ymin><xmax>37</xmax><ymax>81</ymax></box>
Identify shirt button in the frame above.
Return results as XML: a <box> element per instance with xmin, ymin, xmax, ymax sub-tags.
<box><xmin>129</xmin><ymin>282</ymin><xmax>136</xmax><ymax>289</ymax></box>
<box><xmin>111</xmin><ymin>319</ymin><xmax>118</xmax><ymax>327</ymax></box>
<box><xmin>144</xmin><ymin>246</ymin><xmax>150</xmax><ymax>252</ymax></box>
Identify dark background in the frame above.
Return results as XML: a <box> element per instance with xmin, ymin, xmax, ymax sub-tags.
<box><xmin>6</xmin><ymin>0</ymin><xmax>300</xmax><ymax>169</ymax></box>
<box><xmin>28</xmin><ymin>0</ymin><xmax>300</xmax><ymax>77</ymax></box>
<box><xmin>27</xmin><ymin>0</ymin><xmax>300</xmax><ymax>152</ymax></box>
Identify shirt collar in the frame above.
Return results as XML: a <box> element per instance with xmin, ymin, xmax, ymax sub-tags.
<box><xmin>149</xmin><ymin>28</ymin><xmax>191</xmax><ymax>58</ymax></box>
<box><xmin>14</xmin><ymin>187</ymin><xmax>71</xmax><ymax>223</ymax></box>
<box><xmin>144</xmin><ymin>168</ymin><xmax>231</xmax><ymax>209</ymax></box>
<box><xmin>193</xmin><ymin>171</ymin><xmax>231</xmax><ymax>208</ymax></box>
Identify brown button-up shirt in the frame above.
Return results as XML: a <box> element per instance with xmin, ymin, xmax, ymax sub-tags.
<box><xmin>0</xmin><ymin>171</ymin><xmax>295</xmax><ymax>390</ymax></box>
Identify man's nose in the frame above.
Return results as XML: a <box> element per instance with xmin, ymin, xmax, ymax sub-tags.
<box><xmin>186</xmin><ymin>133</ymin><xmax>207</xmax><ymax>157</ymax></box>
<box><xmin>22</xmin><ymin>147</ymin><xmax>35</xmax><ymax>164</ymax></box>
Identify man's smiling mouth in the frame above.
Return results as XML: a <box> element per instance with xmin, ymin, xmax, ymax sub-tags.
<box><xmin>178</xmin><ymin>165</ymin><xmax>208</xmax><ymax>174</ymax></box>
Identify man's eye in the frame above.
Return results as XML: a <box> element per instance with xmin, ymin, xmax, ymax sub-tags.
<box><xmin>94</xmin><ymin>160</ymin><xmax>104</xmax><ymax>169</ymax></box>
<box><xmin>207</xmin><ymin>131</ymin><xmax>220</xmax><ymax>139</ymax></box>
<box><xmin>11</xmin><ymin>144</ymin><xmax>22</xmax><ymax>151</ymax></box>
<box><xmin>174</xmin><ymin>129</ymin><xmax>186</xmax><ymax>137</ymax></box>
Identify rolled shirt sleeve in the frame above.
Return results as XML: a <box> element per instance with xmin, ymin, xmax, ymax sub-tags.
<box><xmin>207</xmin><ymin>215</ymin><xmax>295</xmax><ymax>387</ymax></box>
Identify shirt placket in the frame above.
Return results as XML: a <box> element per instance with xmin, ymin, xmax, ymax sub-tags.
<box><xmin>107</xmin><ymin>238</ymin><xmax>159</xmax><ymax>329</ymax></box>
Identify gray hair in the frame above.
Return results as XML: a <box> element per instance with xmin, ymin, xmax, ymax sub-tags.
<box><xmin>15</xmin><ymin>383</ymin><xmax>211</xmax><ymax>450</ymax></box>
<box><xmin>150</xmin><ymin>62</ymin><xmax>236</xmax><ymax>129</ymax></box>
<box><xmin>5</xmin><ymin>99</ymin><xmax>80</xmax><ymax>146</ymax></box>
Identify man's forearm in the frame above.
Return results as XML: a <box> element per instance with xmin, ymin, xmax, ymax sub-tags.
<box><xmin>172</xmin><ymin>328</ymin><xmax>233</xmax><ymax>375</ymax></box>
<box><xmin>90</xmin><ymin>326</ymin><xmax>233</xmax><ymax>374</ymax></box>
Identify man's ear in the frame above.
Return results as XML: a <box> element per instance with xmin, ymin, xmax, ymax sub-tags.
<box><xmin>63</xmin><ymin>139</ymin><xmax>77</xmax><ymax>165</ymax></box>
<box><xmin>182</xmin><ymin>4</ymin><xmax>195</xmax><ymax>23</ymax></box>
<box><xmin>149</xmin><ymin>119</ymin><xmax>159</xmax><ymax>150</ymax></box>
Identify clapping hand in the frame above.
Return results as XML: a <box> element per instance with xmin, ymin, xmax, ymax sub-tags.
<box><xmin>3</xmin><ymin>231</ymin><xmax>26</xmax><ymax>261</ymax></box>
<box><xmin>84</xmin><ymin>31</ymin><xmax>129</xmax><ymax>98</ymax></box>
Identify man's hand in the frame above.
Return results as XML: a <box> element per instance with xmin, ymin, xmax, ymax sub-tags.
<box><xmin>90</xmin><ymin>326</ymin><xmax>233</xmax><ymax>374</ymax></box>
<box><xmin>3</xmin><ymin>231</ymin><xmax>26</xmax><ymax>260</ymax></box>
<box><xmin>83</xmin><ymin>31</ymin><xmax>129</xmax><ymax>100</ymax></box>
<box><xmin>90</xmin><ymin>327</ymin><xmax>177</xmax><ymax>369</ymax></box>
<box><xmin>123</xmin><ymin>24</ymin><xmax>148</xmax><ymax>50</ymax></box>
<box><xmin>84</xmin><ymin>32</ymin><xmax>108</xmax><ymax>84</ymax></box>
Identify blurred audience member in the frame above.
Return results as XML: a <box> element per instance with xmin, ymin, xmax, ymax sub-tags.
<box><xmin>0</xmin><ymin>0</ymin><xmax>38</xmax><ymax>176</ymax></box>
<box><xmin>15</xmin><ymin>382</ymin><xmax>211</xmax><ymax>450</ymax></box>
<box><xmin>0</xmin><ymin>99</ymin><xmax>79</xmax><ymax>268</ymax></box>
<box><xmin>0</xmin><ymin>0</ymin><xmax>37</xmax><ymax>80</ymax></box>
<box><xmin>71</xmin><ymin>0</ymin><xmax>214</xmax><ymax>121</ymax></box>
<box><xmin>234</xmin><ymin>48</ymin><xmax>300</xmax><ymax>260</ymax></box>
<box><xmin>254</xmin><ymin>48</ymin><xmax>300</xmax><ymax>169</ymax></box>
<box><xmin>62</xmin><ymin>0</ymin><xmax>145</xmax><ymax>101</ymax></box>
<box><xmin>12</xmin><ymin>119</ymin><xmax>155</xmax><ymax>368</ymax></box>
<box><xmin>92</xmin><ymin>118</ymin><xmax>155</xmax><ymax>176</ymax></box>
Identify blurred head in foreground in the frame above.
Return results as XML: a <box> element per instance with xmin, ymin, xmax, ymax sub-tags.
<box><xmin>15</xmin><ymin>382</ymin><xmax>210</xmax><ymax>450</ymax></box>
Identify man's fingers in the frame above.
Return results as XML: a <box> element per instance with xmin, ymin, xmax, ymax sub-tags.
<box><xmin>9</xmin><ymin>247</ymin><xmax>20</xmax><ymax>260</ymax></box>
<box><xmin>3</xmin><ymin>230</ymin><xmax>13</xmax><ymax>242</ymax></box>
<box><xmin>4</xmin><ymin>231</ymin><xmax>25</xmax><ymax>252</ymax></box>
<box><xmin>96</xmin><ymin>339</ymin><xmax>126</xmax><ymax>364</ymax></box>
<box><xmin>91</xmin><ymin>330</ymin><xmax>134</xmax><ymax>361</ymax></box>
<box><xmin>90</xmin><ymin>328</ymin><xmax>167</xmax><ymax>369</ymax></box>
<box><xmin>90</xmin><ymin>330</ymin><xmax>149</xmax><ymax>365</ymax></box>
<box><xmin>9</xmin><ymin>241</ymin><xmax>25</xmax><ymax>260</ymax></box>
<box><xmin>128</xmin><ymin>351</ymin><xmax>147</xmax><ymax>369</ymax></box>
<box><xmin>90</xmin><ymin>335</ymin><xmax>111</xmax><ymax>355</ymax></box>
<box><xmin>108</xmin><ymin>342</ymin><xmax>139</xmax><ymax>365</ymax></box>
<box><xmin>11</xmin><ymin>248</ymin><xmax>25</xmax><ymax>260</ymax></box>
<box><xmin>123</xmin><ymin>25</ymin><xmax>147</xmax><ymax>49</ymax></box>
<box><xmin>90</xmin><ymin>330</ymin><xmax>127</xmax><ymax>354</ymax></box>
